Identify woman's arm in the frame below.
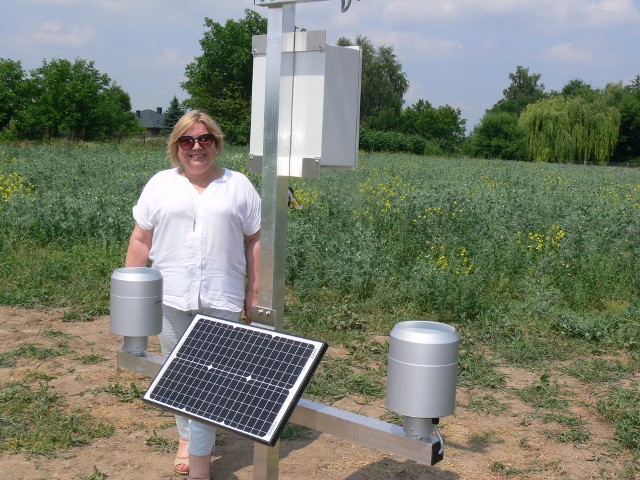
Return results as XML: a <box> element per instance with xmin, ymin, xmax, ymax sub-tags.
<box><xmin>125</xmin><ymin>224</ymin><xmax>153</xmax><ymax>267</ymax></box>
<box><xmin>244</xmin><ymin>230</ymin><xmax>260</xmax><ymax>324</ymax></box>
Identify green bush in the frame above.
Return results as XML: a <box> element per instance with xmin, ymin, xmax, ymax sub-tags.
<box><xmin>359</xmin><ymin>127</ymin><xmax>437</xmax><ymax>155</ymax></box>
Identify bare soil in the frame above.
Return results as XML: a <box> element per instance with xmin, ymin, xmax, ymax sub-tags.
<box><xmin>0</xmin><ymin>306</ymin><xmax>636</xmax><ymax>480</ymax></box>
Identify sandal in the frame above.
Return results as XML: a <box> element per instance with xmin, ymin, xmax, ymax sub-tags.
<box><xmin>174</xmin><ymin>455</ymin><xmax>190</xmax><ymax>476</ymax></box>
<box><xmin>174</xmin><ymin>438</ymin><xmax>190</xmax><ymax>476</ymax></box>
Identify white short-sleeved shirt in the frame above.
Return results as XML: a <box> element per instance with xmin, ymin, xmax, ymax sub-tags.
<box><xmin>132</xmin><ymin>168</ymin><xmax>261</xmax><ymax>312</ymax></box>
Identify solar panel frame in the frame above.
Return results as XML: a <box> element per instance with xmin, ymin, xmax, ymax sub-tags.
<box><xmin>143</xmin><ymin>314</ymin><xmax>327</xmax><ymax>446</ymax></box>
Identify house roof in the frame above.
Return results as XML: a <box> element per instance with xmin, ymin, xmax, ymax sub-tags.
<box><xmin>136</xmin><ymin>109</ymin><xmax>164</xmax><ymax>129</ymax></box>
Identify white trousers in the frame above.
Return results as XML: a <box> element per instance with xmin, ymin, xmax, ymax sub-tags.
<box><xmin>159</xmin><ymin>304</ymin><xmax>241</xmax><ymax>456</ymax></box>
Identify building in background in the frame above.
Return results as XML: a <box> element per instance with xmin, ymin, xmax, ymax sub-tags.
<box><xmin>135</xmin><ymin>108</ymin><xmax>164</xmax><ymax>136</ymax></box>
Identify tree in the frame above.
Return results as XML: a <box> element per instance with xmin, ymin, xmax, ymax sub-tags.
<box><xmin>16</xmin><ymin>58</ymin><xmax>139</xmax><ymax>140</ymax></box>
<box><xmin>466</xmin><ymin>66</ymin><xmax>546</xmax><ymax>159</ymax></box>
<box><xmin>605</xmin><ymin>78</ymin><xmax>640</xmax><ymax>162</ymax></box>
<box><xmin>518</xmin><ymin>95</ymin><xmax>620</xmax><ymax>164</ymax></box>
<box><xmin>182</xmin><ymin>10</ymin><xmax>266</xmax><ymax>144</ymax></box>
<box><xmin>161</xmin><ymin>96</ymin><xmax>186</xmax><ymax>135</ymax></box>
<box><xmin>24</xmin><ymin>58</ymin><xmax>109</xmax><ymax>138</ymax></box>
<box><xmin>93</xmin><ymin>84</ymin><xmax>142</xmax><ymax>140</ymax></box>
<box><xmin>401</xmin><ymin>99</ymin><xmax>466</xmax><ymax>152</ymax></box>
<box><xmin>495</xmin><ymin>65</ymin><xmax>547</xmax><ymax>115</ymax></box>
<box><xmin>463</xmin><ymin>111</ymin><xmax>528</xmax><ymax>160</ymax></box>
<box><xmin>560</xmin><ymin>78</ymin><xmax>596</xmax><ymax>100</ymax></box>
<box><xmin>338</xmin><ymin>35</ymin><xmax>408</xmax><ymax>129</ymax></box>
<box><xmin>0</xmin><ymin>58</ymin><xmax>27</xmax><ymax>131</ymax></box>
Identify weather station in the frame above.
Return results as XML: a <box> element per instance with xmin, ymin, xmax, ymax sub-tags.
<box><xmin>110</xmin><ymin>1</ymin><xmax>460</xmax><ymax>479</ymax></box>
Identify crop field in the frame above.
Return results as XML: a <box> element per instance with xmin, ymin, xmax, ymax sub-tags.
<box><xmin>0</xmin><ymin>141</ymin><xmax>639</xmax><ymax>477</ymax></box>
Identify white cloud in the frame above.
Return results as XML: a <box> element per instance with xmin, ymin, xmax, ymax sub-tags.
<box><xmin>542</xmin><ymin>42</ymin><xmax>595</xmax><ymax>64</ymax></box>
<box><xmin>376</xmin><ymin>31</ymin><xmax>464</xmax><ymax>59</ymax></box>
<box><xmin>376</xmin><ymin>0</ymin><xmax>639</xmax><ymax>29</ymax></box>
<box><xmin>582</xmin><ymin>0</ymin><xmax>640</xmax><ymax>26</ymax></box>
<box><xmin>540</xmin><ymin>38</ymin><xmax>625</xmax><ymax>70</ymax></box>
<box><xmin>23</xmin><ymin>0</ymin><xmax>153</xmax><ymax>13</ymax></box>
<box><xmin>137</xmin><ymin>48</ymin><xmax>194</xmax><ymax>70</ymax></box>
<box><xmin>12</xmin><ymin>21</ymin><xmax>95</xmax><ymax>50</ymax></box>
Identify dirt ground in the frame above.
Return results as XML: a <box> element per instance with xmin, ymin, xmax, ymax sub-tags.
<box><xmin>0</xmin><ymin>306</ymin><xmax>637</xmax><ymax>480</ymax></box>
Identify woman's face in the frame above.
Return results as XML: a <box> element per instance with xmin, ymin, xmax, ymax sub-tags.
<box><xmin>177</xmin><ymin>122</ymin><xmax>219</xmax><ymax>180</ymax></box>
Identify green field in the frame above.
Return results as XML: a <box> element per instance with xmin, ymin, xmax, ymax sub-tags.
<box><xmin>0</xmin><ymin>141</ymin><xmax>638</xmax><ymax>460</ymax></box>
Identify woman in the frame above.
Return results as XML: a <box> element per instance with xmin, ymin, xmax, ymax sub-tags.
<box><xmin>125</xmin><ymin>110</ymin><xmax>261</xmax><ymax>479</ymax></box>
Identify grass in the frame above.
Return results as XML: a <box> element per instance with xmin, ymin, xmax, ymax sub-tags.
<box><xmin>465</xmin><ymin>393</ymin><xmax>509</xmax><ymax>416</ymax></box>
<box><xmin>516</xmin><ymin>374</ymin><xmax>568</xmax><ymax>410</ymax></box>
<box><xmin>0</xmin><ymin>142</ymin><xmax>639</xmax><ymax>462</ymax></box>
<box><xmin>490</xmin><ymin>459</ymin><xmax>563</xmax><ymax>477</ymax></box>
<box><xmin>596</xmin><ymin>385</ymin><xmax>640</xmax><ymax>450</ymax></box>
<box><xmin>79</xmin><ymin>466</ymin><xmax>109</xmax><ymax>480</ymax></box>
<box><xmin>75</xmin><ymin>352</ymin><xmax>107</xmax><ymax>364</ymax></box>
<box><xmin>86</xmin><ymin>381</ymin><xmax>146</xmax><ymax>403</ymax></box>
<box><xmin>457</xmin><ymin>344</ymin><xmax>506</xmax><ymax>389</ymax></box>
<box><xmin>0</xmin><ymin>342</ymin><xmax>68</xmax><ymax>367</ymax></box>
<box><xmin>562</xmin><ymin>357</ymin><xmax>636</xmax><ymax>383</ymax></box>
<box><xmin>280</xmin><ymin>424</ymin><xmax>311</xmax><ymax>441</ymax></box>
<box><xmin>145</xmin><ymin>431</ymin><xmax>178</xmax><ymax>453</ymax></box>
<box><xmin>0</xmin><ymin>377</ymin><xmax>114</xmax><ymax>454</ymax></box>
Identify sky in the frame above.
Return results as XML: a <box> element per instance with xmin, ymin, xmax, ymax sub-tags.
<box><xmin>1</xmin><ymin>0</ymin><xmax>639</xmax><ymax>131</ymax></box>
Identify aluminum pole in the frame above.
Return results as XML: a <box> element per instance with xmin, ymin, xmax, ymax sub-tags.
<box><xmin>252</xmin><ymin>3</ymin><xmax>296</xmax><ymax>478</ymax></box>
<box><xmin>252</xmin><ymin>4</ymin><xmax>295</xmax><ymax>336</ymax></box>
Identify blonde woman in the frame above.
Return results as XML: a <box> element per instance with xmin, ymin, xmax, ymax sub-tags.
<box><xmin>126</xmin><ymin>110</ymin><xmax>260</xmax><ymax>479</ymax></box>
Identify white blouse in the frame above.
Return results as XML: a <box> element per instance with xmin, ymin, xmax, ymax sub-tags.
<box><xmin>133</xmin><ymin>168</ymin><xmax>261</xmax><ymax>312</ymax></box>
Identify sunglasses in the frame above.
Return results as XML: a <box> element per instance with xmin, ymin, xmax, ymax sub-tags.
<box><xmin>178</xmin><ymin>134</ymin><xmax>215</xmax><ymax>150</ymax></box>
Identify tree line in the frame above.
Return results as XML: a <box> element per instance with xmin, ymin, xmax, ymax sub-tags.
<box><xmin>0</xmin><ymin>58</ymin><xmax>141</xmax><ymax>141</ymax></box>
<box><xmin>465</xmin><ymin>66</ymin><xmax>640</xmax><ymax>164</ymax></box>
<box><xmin>2</xmin><ymin>9</ymin><xmax>639</xmax><ymax>163</ymax></box>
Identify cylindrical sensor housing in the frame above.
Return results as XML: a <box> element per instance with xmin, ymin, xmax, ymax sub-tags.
<box><xmin>110</xmin><ymin>267</ymin><xmax>162</xmax><ymax>338</ymax></box>
<box><xmin>386</xmin><ymin>320</ymin><xmax>459</xmax><ymax>419</ymax></box>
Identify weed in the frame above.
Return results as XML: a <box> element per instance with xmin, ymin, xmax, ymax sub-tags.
<box><xmin>76</xmin><ymin>352</ymin><xmax>107</xmax><ymax>364</ymax></box>
<box><xmin>0</xmin><ymin>378</ymin><xmax>114</xmax><ymax>453</ymax></box>
<box><xmin>467</xmin><ymin>431</ymin><xmax>499</xmax><ymax>452</ymax></box>
<box><xmin>348</xmin><ymin>373</ymin><xmax>384</xmax><ymax>397</ymax></box>
<box><xmin>545</xmin><ymin>426</ymin><xmax>590</xmax><ymax>444</ymax></box>
<box><xmin>491</xmin><ymin>459</ymin><xmax>562</xmax><ymax>477</ymax></box>
<box><xmin>490</xmin><ymin>461</ymin><xmax>525</xmax><ymax>475</ymax></box>
<box><xmin>280</xmin><ymin>424</ymin><xmax>311</xmax><ymax>441</ymax></box>
<box><xmin>0</xmin><ymin>342</ymin><xmax>67</xmax><ymax>368</ymax></box>
<box><xmin>42</xmin><ymin>329</ymin><xmax>71</xmax><ymax>338</ymax></box>
<box><xmin>519</xmin><ymin>436</ymin><xmax>531</xmax><ymax>449</ymax></box>
<box><xmin>516</xmin><ymin>374</ymin><xmax>568</xmax><ymax>410</ymax></box>
<box><xmin>305</xmin><ymin>355</ymin><xmax>385</xmax><ymax>401</ymax></box>
<box><xmin>80</xmin><ymin>466</ymin><xmax>109</xmax><ymax>480</ymax></box>
<box><xmin>457</xmin><ymin>347</ymin><xmax>506</xmax><ymax>389</ymax></box>
<box><xmin>99</xmin><ymin>382</ymin><xmax>146</xmax><ymax>403</ymax></box>
<box><xmin>145</xmin><ymin>431</ymin><xmax>177</xmax><ymax>453</ymax></box>
<box><xmin>465</xmin><ymin>393</ymin><xmax>509</xmax><ymax>416</ymax></box>
<box><xmin>617</xmin><ymin>459</ymin><xmax>640</xmax><ymax>480</ymax></box>
<box><xmin>596</xmin><ymin>384</ymin><xmax>640</xmax><ymax>450</ymax></box>
<box><xmin>562</xmin><ymin>357</ymin><xmax>635</xmax><ymax>383</ymax></box>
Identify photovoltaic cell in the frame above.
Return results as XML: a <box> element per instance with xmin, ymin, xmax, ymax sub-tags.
<box><xmin>143</xmin><ymin>314</ymin><xmax>327</xmax><ymax>446</ymax></box>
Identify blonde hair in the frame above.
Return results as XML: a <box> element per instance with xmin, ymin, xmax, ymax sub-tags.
<box><xmin>167</xmin><ymin>110</ymin><xmax>224</xmax><ymax>167</ymax></box>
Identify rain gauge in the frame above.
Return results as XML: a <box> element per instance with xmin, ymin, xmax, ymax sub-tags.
<box><xmin>110</xmin><ymin>1</ymin><xmax>459</xmax><ymax>479</ymax></box>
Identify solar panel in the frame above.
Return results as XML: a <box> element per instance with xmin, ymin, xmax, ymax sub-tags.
<box><xmin>143</xmin><ymin>314</ymin><xmax>327</xmax><ymax>446</ymax></box>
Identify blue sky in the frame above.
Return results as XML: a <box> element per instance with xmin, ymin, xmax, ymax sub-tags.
<box><xmin>1</xmin><ymin>0</ymin><xmax>639</xmax><ymax>131</ymax></box>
